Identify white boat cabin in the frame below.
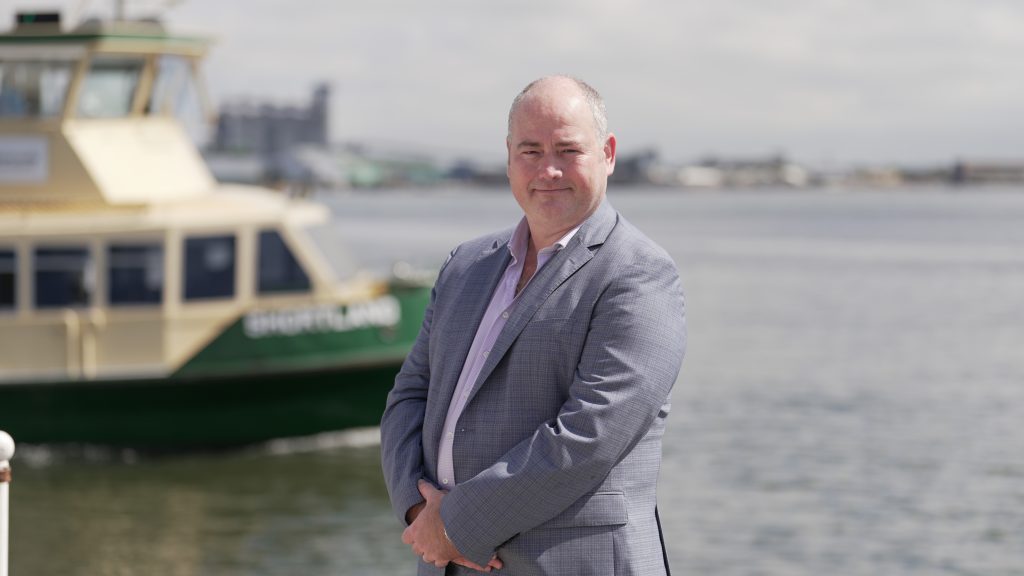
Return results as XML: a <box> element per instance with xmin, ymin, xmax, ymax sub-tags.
<box><xmin>0</xmin><ymin>14</ymin><xmax>378</xmax><ymax>382</ymax></box>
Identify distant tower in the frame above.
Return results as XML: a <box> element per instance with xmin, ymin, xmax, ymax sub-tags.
<box><xmin>309</xmin><ymin>83</ymin><xmax>330</xmax><ymax>146</ymax></box>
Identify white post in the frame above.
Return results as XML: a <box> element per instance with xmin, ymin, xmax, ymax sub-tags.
<box><xmin>0</xmin><ymin>430</ymin><xmax>14</xmax><ymax>576</ymax></box>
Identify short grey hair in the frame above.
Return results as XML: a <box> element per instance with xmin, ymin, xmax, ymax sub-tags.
<box><xmin>507</xmin><ymin>76</ymin><xmax>609</xmax><ymax>141</ymax></box>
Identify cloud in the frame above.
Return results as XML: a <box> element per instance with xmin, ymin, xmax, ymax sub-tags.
<box><xmin>4</xmin><ymin>0</ymin><xmax>1022</xmax><ymax>163</ymax></box>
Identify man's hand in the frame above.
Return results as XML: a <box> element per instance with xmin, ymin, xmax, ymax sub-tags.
<box><xmin>405</xmin><ymin>501</ymin><xmax>425</xmax><ymax>524</ymax></box>
<box><xmin>402</xmin><ymin>480</ymin><xmax>503</xmax><ymax>572</ymax></box>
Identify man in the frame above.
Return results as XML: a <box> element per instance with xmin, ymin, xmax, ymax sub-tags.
<box><xmin>381</xmin><ymin>76</ymin><xmax>686</xmax><ymax>575</ymax></box>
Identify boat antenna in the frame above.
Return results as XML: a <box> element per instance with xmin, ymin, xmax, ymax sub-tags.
<box><xmin>68</xmin><ymin>0</ymin><xmax>94</xmax><ymax>26</ymax></box>
<box><xmin>80</xmin><ymin>0</ymin><xmax>185</xmax><ymax>23</ymax></box>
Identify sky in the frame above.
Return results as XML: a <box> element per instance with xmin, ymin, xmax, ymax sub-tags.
<box><xmin>4</xmin><ymin>0</ymin><xmax>1024</xmax><ymax>166</ymax></box>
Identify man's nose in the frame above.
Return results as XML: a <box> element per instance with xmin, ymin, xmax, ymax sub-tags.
<box><xmin>539</xmin><ymin>156</ymin><xmax>563</xmax><ymax>180</ymax></box>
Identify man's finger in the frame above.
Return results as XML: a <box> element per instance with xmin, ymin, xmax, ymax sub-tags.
<box><xmin>452</xmin><ymin>557</ymin><xmax>492</xmax><ymax>572</ymax></box>
<box><xmin>422</xmin><ymin>550</ymin><xmax>447</xmax><ymax>568</ymax></box>
<box><xmin>488</xmin><ymin>555</ymin><xmax>504</xmax><ymax>569</ymax></box>
<box><xmin>401</xmin><ymin>526</ymin><xmax>413</xmax><ymax>546</ymax></box>
<box><xmin>417</xmin><ymin>479</ymin><xmax>438</xmax><ymax>500</ymax></box>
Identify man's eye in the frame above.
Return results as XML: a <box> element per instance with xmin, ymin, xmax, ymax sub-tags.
<box><xmin>522</xmin><ymin>150</ymin><xmax>540</xmax><ymax>156</ymax></box>
<box><xmin>562</xmin><ymin>149</ymin><xmax>580</xmax><ymax>155</ymax></box>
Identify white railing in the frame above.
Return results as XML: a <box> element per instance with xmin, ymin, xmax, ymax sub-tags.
<box><xmin>62</xmin><ymin>308</ymin><xmax>104</xmax><ymax>380</ymax></box>
<box><xmin>0</xmin><ymin>430</ymin><xmax>13</xmax><ymax>576</ymax></box>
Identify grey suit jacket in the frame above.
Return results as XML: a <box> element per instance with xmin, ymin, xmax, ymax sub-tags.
<box><xmin>381</xmin><ymin>200</ymin><xmax>686</xmax><ymax>575</ymax></box>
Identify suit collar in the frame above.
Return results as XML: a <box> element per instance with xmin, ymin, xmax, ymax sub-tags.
<box><xmin>491</xmin><ymin>198</ymin><xmax>617</xmax><ymax>256</ymax></box>
<box><xmin>508</xmin><ymin>216</ymin><xmax>581</xmax><ymax>265</ymax></box>
<box><xmin>576</xmin><ymin>198</ymin><xmax>617</xmax><ymax>249</ymax></box>
<box><xmin>462</xmin><ymin>200</ymin><xmax>619</xmax><ymax>404</ymax></box>
<box><xmin>427</xmin><ymin>200</ymin><xmax>620</xmax><ymax>446</ymax></box>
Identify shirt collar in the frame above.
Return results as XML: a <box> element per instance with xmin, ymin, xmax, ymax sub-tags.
<box><xmin>508</xmin><ymin>217</ymin><xmax>582</xmax><ymax>264</ymax></box>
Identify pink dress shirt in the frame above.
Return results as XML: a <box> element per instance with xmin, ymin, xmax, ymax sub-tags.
<box><xmin>435</xmin><ymin>218</ymin><xmax>580</xmax><ymax>487</ymax></box>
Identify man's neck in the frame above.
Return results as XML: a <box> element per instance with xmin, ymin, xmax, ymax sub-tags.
<box><xmin>526</xmin><ymin>219</ymin><xmax>584</xmax><ymax>252</ymax></box>
<box><xmin>527</xmin><ymin>230</ymin><xmax>563</xmax><ymax>254</ymax></box>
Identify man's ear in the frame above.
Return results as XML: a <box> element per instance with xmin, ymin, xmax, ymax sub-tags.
<box><xmin>604</xmin><ymin>133</ymin><xmax>617</xmax><ymax>176</ymax></box>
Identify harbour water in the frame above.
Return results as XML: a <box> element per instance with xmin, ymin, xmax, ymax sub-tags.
<box><xmin>10</xmin><ymin>186</ymin><xmax>1024</xmax><ymax>575</ymax></box>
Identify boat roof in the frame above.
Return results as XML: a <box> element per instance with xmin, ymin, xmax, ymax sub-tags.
<box><xmin>0</xmin><ymin>185</ymin><xmax>328</xmax><ymax>238</ymax></box>
<box><xmin>0</xmin><ymin>17</ymin><xmax>210</xmax><ymax>58</ymax></box>
<box><xmin>0</xmin><ymin>13</ymin><xmax>217</xmax><ymax>208</ymax></box>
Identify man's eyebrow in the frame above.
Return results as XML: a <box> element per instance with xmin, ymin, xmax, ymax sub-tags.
<box><xmin>515</xmin><ymin>139</ymin><xmax>585</xmax><ymax>149</ymax></box>
<box><xmin>555</xmin><ymin>139</ymin><xmax>584</xmax><ymax>148</ymax></box>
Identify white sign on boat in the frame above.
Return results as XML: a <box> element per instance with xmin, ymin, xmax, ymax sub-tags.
<box><xmin>243</xmin><ymin>295</ymin><xmax>402</xmax><ymax>339</ymax></box>
<box><xmin>0</xmin><ymin>137</ymin><xmax>48</xmax><ymax>184</ymax></box>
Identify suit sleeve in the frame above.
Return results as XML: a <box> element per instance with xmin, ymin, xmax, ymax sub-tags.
<box><xmin>439</xmin><ymin>249</ymin><xmax>687</xmax><ymax>565</ymax></box>
<box><xmin>379</xmin><ymin>248</ymin><xmax>455</xmax><ymax>525</ymax></box>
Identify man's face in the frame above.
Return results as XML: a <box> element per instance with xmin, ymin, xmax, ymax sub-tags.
<box><xmin>506</xmin><ymin>81</ymin><xmax>616</xmax><ymax>237</ymax></box>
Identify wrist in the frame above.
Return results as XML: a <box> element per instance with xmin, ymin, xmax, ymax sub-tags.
<box><xmin>443</xmin><ymin>526</ymin><xmax>459</xmax><ymax>556</ymax></box>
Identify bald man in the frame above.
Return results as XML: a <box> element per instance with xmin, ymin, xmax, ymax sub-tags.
<box><xmin>381</xmin><ymin>76</ymin><xmax>686</xmax><ymax>575</ymax></box>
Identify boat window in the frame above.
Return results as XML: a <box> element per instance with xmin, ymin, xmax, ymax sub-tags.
<box><xmin>184</xmin><ymin>235</ymin><xmax>235</xmax><ymax>300</ymax></box>
<box><xmin>149</xmin><ymin>56</ymin><xmax>187</xmax><ymax>115</ymax></box>
<box><xmin>0</xmin><ymin>60</ymin><xmax>74</xmax><ymax>118</ymax></box>
<box><xmin>0</xmin><ymin>249</ymin><xmax>14</xmax><ymax>309</ymax></box>
<box><xmin>34</xmin><ymin>247</ymin><xmax>93</xmax><ymax>308</ymax></box>
<box><xmin>76</xmin><ymin>57</ymin><xmax>144</xmax><ymax>118</ymax></box>
<box><xmin>108</xmin><ymin>244</ymin><xmax>164</xmax><ymax>305</ymax></box>
<box><xmin>148</xmin><ymin>55</ymin><xmax>208</xmax><ymax>143</ymax></box>
<box><xmin>258</xmin><ymin>230</ymin><xmax>311</xmax><ymax>294</ymax></box>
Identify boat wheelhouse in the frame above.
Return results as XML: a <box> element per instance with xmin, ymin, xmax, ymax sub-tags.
<box><xmin>0</xmin><ymin>13</ymin><xmax>430</xmax><ymax>448</ymax></box>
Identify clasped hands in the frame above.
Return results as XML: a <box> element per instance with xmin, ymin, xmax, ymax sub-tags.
<box><xmin>402</xmin><ymin>480</ymin><xmax>503</xmax><ymax>572</ymax></box>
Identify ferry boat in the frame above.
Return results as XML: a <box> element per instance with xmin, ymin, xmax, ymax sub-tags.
<box><xmin>0</xmin><ymin>13</ymin><xmax>430</xmax><ymax>448</ymax></box>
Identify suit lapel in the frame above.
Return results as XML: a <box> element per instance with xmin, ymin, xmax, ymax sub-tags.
<box><xmin>463</xmin><ymin>201</ymin><xmax>619</xmax><ymax>405</ymax></box>
<box><xmin>424</xmin><ymin>237</ymin><xmax>511</xmax><ymax>448</ymax></box>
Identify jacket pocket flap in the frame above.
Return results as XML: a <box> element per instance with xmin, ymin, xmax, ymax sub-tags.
<box><xmin>535</xmin><ymin>491</ymin><xmax>628</xmax><ymax>529</ymax></box>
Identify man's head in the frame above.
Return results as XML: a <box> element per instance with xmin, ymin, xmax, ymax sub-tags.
<box><xmin>506</xmin><ymin>76</ymin><xmax>616</xmax><ymax>241</ymax></box>
<box><xmin>507</xmin><ymin>77</ymin><xmax>609</xmax><ymax>142</ymax></box>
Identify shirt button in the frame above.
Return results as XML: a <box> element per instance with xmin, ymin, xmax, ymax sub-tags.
<box><xmin>448</xmin><ymin>432</ymin><xmax>454</xmax><ymax>438</ymax></box>
<box><xmin>501</xmin><ymin>311</ymin><xmax>509</xmax><ymax>319</ymax></box>
<box><xmin>442</xmin><ymin>478</ymin><xmax>449</xmax><ymax>485</ymax></box>
<box><xmin>483</xmin><ymin>350</ymin><xmax>489</xmax><ymax>357</ymax></box>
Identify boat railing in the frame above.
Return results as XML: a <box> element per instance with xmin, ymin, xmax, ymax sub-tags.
<box><xmin>0</xmin><ymin>430</ymin><xmax>13</xmax><ymax>576</ymax></box>
<box><xmin>2</xmin><ymin>307</ymin><xmax>160</xmax><ymax>382</ymax></box>
<box><xmin>62</xmin><ymin>308</ymin><xmax>105</xmax><ymax>380</ymax></box>
<box><xmin>63</xmin><ymin>309</ymin><xmax>81</xmax><ymax>379</ymax></box>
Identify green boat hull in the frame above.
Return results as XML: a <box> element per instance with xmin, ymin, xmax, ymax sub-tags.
<box><xmin>0</xmin><ymin>284</ymin><xmax>431</xmax><ymax>449</ymax></box>
<box><xmin>0</xmin><ymin>363</ymin><xmax>401</xmax><ymax>449</ymax></box>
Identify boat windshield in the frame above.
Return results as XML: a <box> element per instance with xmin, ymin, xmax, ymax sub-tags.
<box><xmin>150</xmin><ymin>56</ymin><xmax>189</xmax><ymax>115</ymax></box>
<box><xmin>148</xmin><ymin>55</ymin><xmax>208</xmax><ymax>141</ymax></box>
<box><xmin>77</xmin><ymin>56</ymin><xmax>145</xmax><ymax>118</ymax></box>
<box><xmin>0</xmin><ymin>60</ymin><xmax>74</xmax><ymax>119</ymax></box>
